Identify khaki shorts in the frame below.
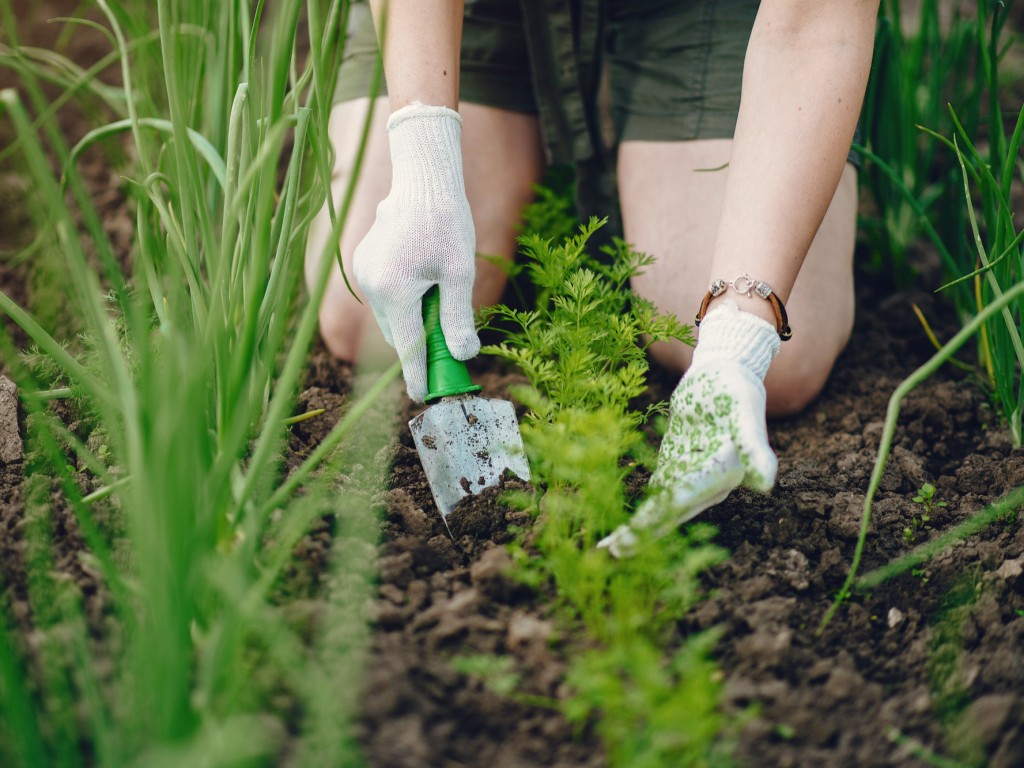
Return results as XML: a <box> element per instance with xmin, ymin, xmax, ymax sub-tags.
<box><xmin>335</xmin><ymin>0</ymin><xmax>762</xmax><ymax>165</ymax></box>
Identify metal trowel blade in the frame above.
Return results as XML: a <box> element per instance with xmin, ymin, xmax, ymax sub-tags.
<box><xmin>408</xmin><ymin>394</ymin><xmax>530</xmax><ymax>518</ymax></box>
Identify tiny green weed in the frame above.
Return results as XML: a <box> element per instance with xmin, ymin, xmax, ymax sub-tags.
<box><xmin>914</xmin><ymin>482</ymin><xmax>947</xmax><ymax>515</ymax></box>
<box><xmin>913</xmin><ymin>482</ymin><xmax>948</xmax><ymax>524</ymax></box>
<box><xmin>887</xmin><ymin>728</ymin><xmax>975</xmax><ymax>768</ymax></box>
<box><xmin>451</xmin><ymin>653</ymin><xmax>559</xmax><ymax>710</ymax></box>
<box><xmin>905</xmin><ymin>482</ymin><xmax>946</xmax><ymax>542</ymax></box>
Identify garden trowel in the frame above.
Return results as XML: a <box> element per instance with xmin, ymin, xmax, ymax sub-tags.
<box><xmin>408</xmin><ymin>286</ymin><xmax>530</xmax><ymax>520</ymax></box>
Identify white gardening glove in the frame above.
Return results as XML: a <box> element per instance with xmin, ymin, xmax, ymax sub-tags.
<box><xmin>599</xmin><ymin>299</ymin><xmax>781</xmax><ymax>557</ymax></box>
<box><xmin>352</xmin><ymin>102</ymin><xmax>479</xmax><ymax>403</ymax></box>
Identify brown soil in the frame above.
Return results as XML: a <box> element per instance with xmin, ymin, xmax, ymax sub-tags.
<box><xmin>2</xmin><ymin>5</ymin><xmax>1023</xmax><ymax>768</ymax></box>
<box><xmin>327</xmin><ymin>264</ymin><xmax>1024</xmax><ymax>768</ymax></box>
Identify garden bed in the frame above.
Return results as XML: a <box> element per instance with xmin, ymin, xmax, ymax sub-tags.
<box><xmin>288</xmin><ymin>266</ymin><xmax>1024</xmax><ymax>768</ymax></box>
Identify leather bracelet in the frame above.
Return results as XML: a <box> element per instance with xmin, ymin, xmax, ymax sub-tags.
<box><xmin>694</xmin><ymin>274</ymin><xmax>793</xmax><ymax>341</ymax></box>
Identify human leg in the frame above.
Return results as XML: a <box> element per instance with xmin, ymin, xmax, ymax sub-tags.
<box><xmin>607</xmin><ymin>0</ymin><xmax>867</xmax><ymax>417</ymax></box>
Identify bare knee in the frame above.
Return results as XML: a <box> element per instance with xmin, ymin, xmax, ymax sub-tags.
<box><xmin>764</xmin><ymin>320</ymin><xmax>852</xmax><ymax>417</ymax></box>
<box><xmin>647</xmin><ymin>331</ymin><xmax>847</xmax><ymax>418</ymax></box>
<box><xmin>317</xmin><ymin>312</ymin><xmax>353</xmax><ymax>362</ymax></box>
<box><xmin>765</xmin><ymin>360</ymin><xmax>830</xmax><ymax>417</ymax></box>
<box><xmin>461</xmin><ymin>103</ymin><xmax>545</xmax><ymax>307</ymax></box>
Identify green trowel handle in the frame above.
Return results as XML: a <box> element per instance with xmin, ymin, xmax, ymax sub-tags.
<box><xmin>423</xmin><ymin>285</ymin><xmax>482</xmax><ymax>403</ymax></box>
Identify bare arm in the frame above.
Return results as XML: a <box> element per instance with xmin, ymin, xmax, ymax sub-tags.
<box><xmin>604</xmin><ymin>2</ymin><xmax>881</xmax><ymax>554</ymax></box>
<box><xmin>369</xmin><ymin>0</ymin><xmax>464</xmax><ymax>111</ymax></box>
<box><xmin>351</xmin><ymin>2</ymin><xmax>477</xmax><ymax>403</ymax></box>
<box><xmin>710</xmin><ymin>0</ymin><xmax>879</xmax><ymax>326</ymax></box>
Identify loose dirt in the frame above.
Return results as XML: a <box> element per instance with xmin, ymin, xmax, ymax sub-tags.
<box><xmin>328</xmin><ymin>265</ymin><xmax>1024</xmax><ymax>768</ymax></box>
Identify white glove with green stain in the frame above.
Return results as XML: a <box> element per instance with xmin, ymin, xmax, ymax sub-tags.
<box><xmin>598</xmin><ymin>300</ymin><xmax>781</xmax><ymax>557</ymax></box>
<box><xmin>353</xmin><ymin>102</ymin><xmax>479</xmax><ymax>403</ymax></box>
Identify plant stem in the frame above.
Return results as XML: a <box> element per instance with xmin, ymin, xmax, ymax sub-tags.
<box><xmin>857</xmin><ymin>485</ymin><xmax>1024</xmax><ymax>590</ymax></box>
<box><xmin>818</xmin><ymin>278</ymin><xmax>1024</xmax><ymax>634</ymax></box>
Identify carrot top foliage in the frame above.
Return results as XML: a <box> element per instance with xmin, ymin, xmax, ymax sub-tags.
<box><xmin>479</xmin><ymin>215</ymin><xmax>728</xmax><ymax>765</ymax></box>
<box><xmin>482</xmin><ymin>217</ymin><xmax>692</xmax><ymax>424</ymax></box>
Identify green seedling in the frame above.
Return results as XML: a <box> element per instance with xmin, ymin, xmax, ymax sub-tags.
<box><xmin>914</xmin><ymin>482</ymin><xmax>947</xmax><ymax>517</ymax></box>
<box><xmin>887</xmin><ymin>728</ymin><xmax>974</xmax><ymax>768</ymax></box>
<box><xmin>904</xmin><ymin>482</ymin><xmax>946</xmax><ymax>542</ymax></box>
<box><xmin>481</xmin><ymin>216</ymin><xmax>692</xmax><ymax>425</ymax></box>
<box><xmin>451</xmin><ymin>654</ymin><xmax>558</xmax><ymax>710</ymax></box>
<box><xmin>774</xmin><ymin>724</ymin><xmax>797</xmax><ymax>741</ymax></box>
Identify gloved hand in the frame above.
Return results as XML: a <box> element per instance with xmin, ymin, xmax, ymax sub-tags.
<box><xmin>353</xmin><ymin>102</ymin><xmax>479</xmax><ymax>403</ymax></box>
<box><xmin>598</xmin><ymin>299</ymin><xmax>781</xmax><ymax>557</ymax></box>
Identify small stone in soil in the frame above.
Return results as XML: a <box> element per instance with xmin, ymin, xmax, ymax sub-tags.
<box><xmin>0</xmin><ymin>376</ymin><xmax>22</xmax><ymax>464</ymax></box>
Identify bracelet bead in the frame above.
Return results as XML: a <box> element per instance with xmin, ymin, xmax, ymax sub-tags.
<box><xmin>694</xmin><ymin>273</ymin><xmax>793</xmax><ymax>341</ymax></box>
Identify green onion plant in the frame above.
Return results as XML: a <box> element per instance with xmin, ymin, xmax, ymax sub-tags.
<box><xmin>0</xmin><ymin>0</ymin><xmax>395</xmax><ymax>764</ymax></box>
<box><xmin>858</xmin><ymin>0</ymin><xmax>983</xmax><ymax>293</ymax></box>
<box><xmin>860</xmin><ymin>0</ymin><xmax>1024</xmax><ymax>441</ymax></box>
<box><xmin>820</xmin><ymin>278</ymin><xmax>1024</xmax><ymax>633</ymax></box>
<box><xmin>932</xmin><ymin>0</ymin><xmax>1024</xmax><ymax>446</ymax></box>
<box><xmin>820</xmin><ymin>1</ymin><xmax>1024</xmax><ymax>629</ymax></box>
